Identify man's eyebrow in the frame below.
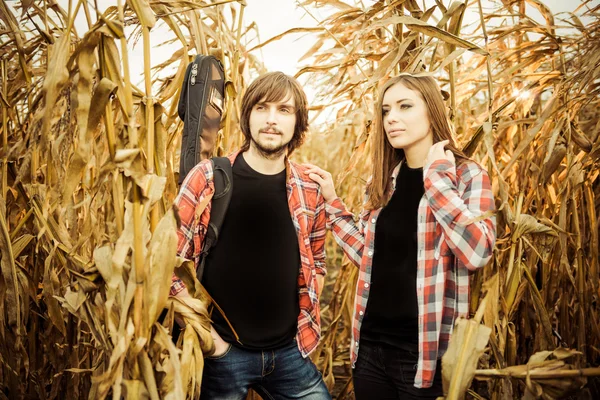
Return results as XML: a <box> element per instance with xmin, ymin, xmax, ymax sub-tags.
<box><xmin>256</xmin><ymin>101</ymin><xmax>296</xmax><ymax>108</ymax></box>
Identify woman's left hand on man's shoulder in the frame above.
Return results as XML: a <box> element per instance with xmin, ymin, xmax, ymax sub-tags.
<box><xmin>304</xmin><ymin>164</ymin><xmax>337</xmax><ymax>202</ymax></box>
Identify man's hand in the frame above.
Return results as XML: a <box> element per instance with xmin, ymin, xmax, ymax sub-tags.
<box><xmin>210</xmin><ymin>325</ymin><xmax>231</xmax><ymax>357</ymax></box>
<box><xmin>304</xmin><ymin>164</ymin><xmax>337</xmax><ymax>202</ymax></box>
<box><xmin>174</xmin><ymin>287</ymin><xmax>191</xmax><ymax>327</ymax></box>
<box><xmin>175</xmin><ymin>287</ymin><xmax>230</xmax><ymax>357</ymax></box>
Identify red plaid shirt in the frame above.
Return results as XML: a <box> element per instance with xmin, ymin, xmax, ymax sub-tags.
<box><xmin>170</xmin><ymin>152</ymin><xmax>327</xmax><ymax>357</ymax></box>
<box><xmin>326</xmin><ymin>159</ymin><xmax>496</xmax><ymax>388</ymax></box>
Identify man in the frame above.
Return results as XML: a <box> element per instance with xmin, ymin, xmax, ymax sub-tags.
<box><xmin>170</xmin><ymin>72</ymin><xmax>331</xmax><ymax>399</ymax></box>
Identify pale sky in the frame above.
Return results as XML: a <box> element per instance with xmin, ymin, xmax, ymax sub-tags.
<box><xmin>243</xmin><ymin>0</ymin><xmax>588</xmax><ymax>77</ymax></box>
<box><xmin>50</xmin><ymin>0</ymin><xmax>593</xmax><ymax>94</ymax></box>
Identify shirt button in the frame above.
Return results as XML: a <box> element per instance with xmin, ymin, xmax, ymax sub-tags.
<box><xmin>359</xmin><ymin>311</ymin><xmax>364</xmax><ymax>316</ymax></box>
<box><xmin>364</xmin><ymin>283</ymin><xmax>369</xmax><ymax>288</ymax></box>
<box><xmin>368</xmin><ymin>251</ymin><xmax>373</xmax><ymax>256</ymax></box>
<box><xmin>355</xmin><ymin>341</ymin><xmax>359</xmax><ymax>346</ymax></box>
<box><xmin>371</xmin><ymin>218</ymin><xmax>376</xmax><ymax>223</ymax></box>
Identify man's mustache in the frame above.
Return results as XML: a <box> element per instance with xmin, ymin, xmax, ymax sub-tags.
<box><xmin>259</xmin><ymin>126</ymin><xmax>283</xmax><ymax>135</ymax></box>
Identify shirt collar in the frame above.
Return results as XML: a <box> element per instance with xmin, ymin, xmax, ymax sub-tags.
<box><xmin>390</xmin><ymin>161</ymin><xmax>403</xmax><ymax>191</ymax></box>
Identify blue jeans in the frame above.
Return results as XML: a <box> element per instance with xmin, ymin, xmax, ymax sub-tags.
<box><xmin>352</xmin><ymin>340</ymin><xmax>443</xmax><ymax>400</ymax></box>
<box><xmin>201</xmin><ymin>340</ymin><xmax>331</xmax><ymax>399</ymax></box>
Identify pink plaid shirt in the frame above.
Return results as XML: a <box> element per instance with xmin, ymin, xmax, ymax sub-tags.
<box><xmin>326</xmin><ymin>159</ymin><xmax>496</xmax><ymax>388</ymax></box>
<box><xmin>170</xmin><ymin>152</ymin><xmax>327</xmax><ymax>357</ymax></box>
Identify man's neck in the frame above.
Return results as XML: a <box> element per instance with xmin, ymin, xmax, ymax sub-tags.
<box><xmin>242</xmin><ymin>146</ymin><xmax>287</xmax><ymax>175</ymax></box>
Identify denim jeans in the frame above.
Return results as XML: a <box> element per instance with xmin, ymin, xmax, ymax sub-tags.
<box><xmin>201</xmin><ymin>340</ymin><xmax>331</xmax><ymax>399</ymax></box>
<box><xmin>352</xmin><ymin>340</ymin><xmax>443</xmax><ymax>400</ymax></box>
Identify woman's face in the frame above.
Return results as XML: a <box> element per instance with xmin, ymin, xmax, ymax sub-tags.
<box><xmin>381</xmin><ymin>82</ymin><xmax>433</xmax><ymax>152</ymax></box>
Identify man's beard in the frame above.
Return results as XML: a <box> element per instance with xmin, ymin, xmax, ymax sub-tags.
<box><xmin>251</xmin><ymin>136</ymin><xmax>288</xmax><ymax>159</ymax></box>
<box><xmin>251</xmin><ymin>127</ymin><xmax>290</xmax><ymax>159</ymax></box>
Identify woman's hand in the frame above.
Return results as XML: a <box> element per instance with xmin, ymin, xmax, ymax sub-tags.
<box><xmin>425</xmin><ymin>139</ymin><xmax>455</xmax><ymax>167</ymax></box>
<box><xmin>304</xmin><ymin>164</ymin><xmax>337</xmax><ymax>202</ymax></box>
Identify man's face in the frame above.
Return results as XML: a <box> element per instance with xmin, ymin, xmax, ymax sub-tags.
<box><xmin>248</xmin><ymin>93</ymin><xmax>296</xmax><ymax>158</ymax></box>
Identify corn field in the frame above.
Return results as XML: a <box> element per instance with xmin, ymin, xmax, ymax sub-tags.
<box><xmin>0</xmin><ymin>0</ymin><xmax>599</xmax><ymax>399</ymax></box>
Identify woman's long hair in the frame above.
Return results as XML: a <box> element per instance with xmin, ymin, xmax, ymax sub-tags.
<box><xmin>366</xmin><ymin>74</ymin><xmax>468</xmax><ymax>210</ymax></box>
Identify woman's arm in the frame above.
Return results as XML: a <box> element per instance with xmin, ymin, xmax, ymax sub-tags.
<box><xmin>310</xmin><ymin>191</ymin><xmax>327</xmax><ymax>295</ymax></box>
<box><xmin>305</xmin><ymin>163</ymin><xmax>368</xmax><ymax>268</ymax></box>
<box><xmin>424</xmin><ymin>159</ymin><xmax>496</xmax><ymax>270</ymax></box>
<box><xmin>325</xmin><ymin>198</ymin><xmax>368</xmax><ymax>267</ymax></box>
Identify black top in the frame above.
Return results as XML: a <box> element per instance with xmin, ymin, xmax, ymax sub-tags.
<box><xmin>203</xmin><ymin>154</ymin><xmax>300</xmax><ymax>350</ymax></box>
<box><xmin>361</xmin><ymin>163</ymin><xmax>424</xmax><ymax>350</ymax></box>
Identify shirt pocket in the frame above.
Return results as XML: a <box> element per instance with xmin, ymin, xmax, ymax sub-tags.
<box><xmin>302</xmin><ymin>209</ymin><xmax>315</xmax><ymax>233</ymax></box>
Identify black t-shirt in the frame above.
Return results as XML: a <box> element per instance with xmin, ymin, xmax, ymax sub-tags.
<box><xmin>202</xmin><ymin>154</ymin><xmax>300</xmax><ymax>350</ymax></box>
<box><xmin>361</xmin><ymin>164</ymin><xmax>424</xmax><ymax>350</ymax></box>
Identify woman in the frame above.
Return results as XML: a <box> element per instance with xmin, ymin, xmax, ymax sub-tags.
<box><xmin>306</xmin><ymin>74</ymin><xmax>496</xmax><ymax>399</ymax></box>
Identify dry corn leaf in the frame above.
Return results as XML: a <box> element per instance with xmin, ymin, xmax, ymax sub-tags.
<box><xmin>0</xmin><ymin>199</ymin><xmax>21</xmax><ymax>332</ymax></box>
<box><xmin>144</xmin><ymin>207</ymin><xmax>178</xmax><ymax>326</ymax></box>
<box><xmin>128</xmin><ymin>0</ymin><xmax>157</xmax><ymax>28</ymax></box>
<box><xmin>123</xmin><ymin>379</ymin><xmax>150</xmax><ymax>400</ymax></box>
<box><xmin>88</xmin><ymin>78</ymin><xmax>118</xmax><ymax>133</ymax></box>
<box><xmin>56</xmin><ymin>287</ymin><xmax>87</xmax><ymax>315</ymax></box>
<box><xmin>3</xmin><ymin>0</ymin><xmax>600</xmax><ymax>399</ymax></box>
<box><xmin>180</xmin><ymin>324</ymin><xmax>196</xmax><ymax>395</ymax></box>
<box><xmin>168</xmin><ymin>297</ymin><xmax>213</xmax><ymax>355</ymax></box>
<box><xmin>40</xmin><ymin>33</ymin><xmax>70</xmax><ymax>145</ymax></box>
<box><xmin>247</xmin><ymin>27</ymin><xmax>325</xmax><ymax>52</ymax></box>
<box><xmin>443</xmin><ymin>317</ymin><xmax>492</xmax><ymax>399</ymax></box>
<box><xmin>370</xmin><ymin>15</ymin><xmax>488</xmax><ymax>55</ymax></box>
<box><xmin>482</xmin><ymin>273</ymin><xmax>500</xmax><ymax>329</ymax></box>
<box><xmin>42</xmin><ymin>250</ymin><xmax>66</xmax><ymax>336</ymax></box>
<box><xmin>154</xmin><ymin>323</ymin><xmax>185</xmax><ymax>399</ymax></box>
<box><xmin>513</xmin><ymin>214</ymin><xmax>557</xmax><ymax>238</ymax></box>
<box><xmin>11</xmin><ymin>234</ymin><xmax>34</xmax><ymax>258</ymax></box>
<box><xmin>138</xmin><ymin>350</ymin><xmax>160</xmax><ymax>400</ymax></box>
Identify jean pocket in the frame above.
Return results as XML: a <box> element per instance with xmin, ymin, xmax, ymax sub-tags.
<box><xmin>205</xmin><ymin>343</ymin><xmax>232</xmax><ymax>360</ymax></box>
<box><xmin>408</xmin><ymin>348</ymin><xmax>419</xmax><ymax>359</ymax></box>
<box><xmin>355</xmin><ymin>342</ymin><xmax>375</xmax><ymax>370</ymax></box>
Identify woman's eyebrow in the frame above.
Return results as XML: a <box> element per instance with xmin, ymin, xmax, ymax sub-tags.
<box><xmin>382</xmin><ymin>98</ymin><xmax>412</xmax><ymax>107</ymax></box>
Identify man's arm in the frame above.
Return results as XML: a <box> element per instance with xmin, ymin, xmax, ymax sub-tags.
<box><xmin>170</xmin><ymin>165</ymin><xmax>210</xmax><ymax>296</ymax></box>
<box><xmin>169</xmin><ymin>163</ymin><xmax>232</xmax><ymax>355</ymax></box>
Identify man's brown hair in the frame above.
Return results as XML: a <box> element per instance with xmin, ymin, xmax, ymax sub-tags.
<box><xmin>240</xmin><ymin>72</ymin><xmax>309</xmax><ymax>155</ymax></box>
